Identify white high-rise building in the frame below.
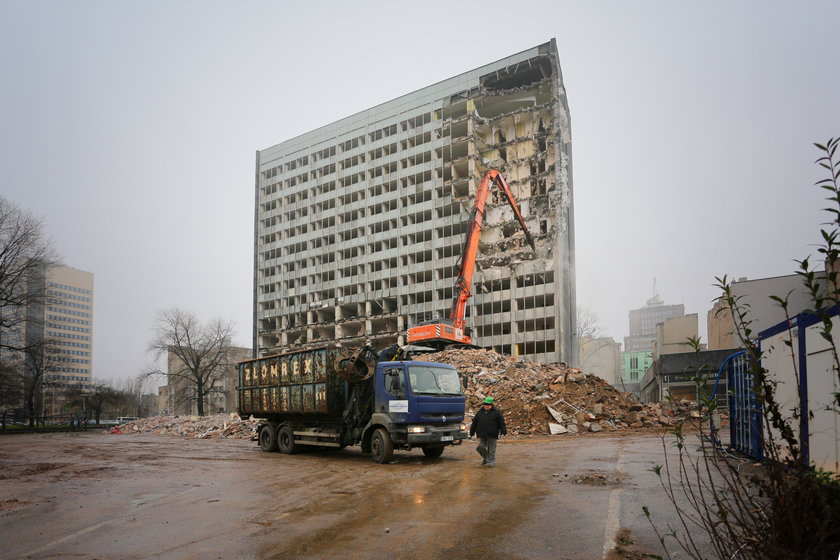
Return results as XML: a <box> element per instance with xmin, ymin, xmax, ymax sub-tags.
<box><xmin>254</xmin><ymin>39</ymin><xmax>576</xmax><ymax>365</ymax></box>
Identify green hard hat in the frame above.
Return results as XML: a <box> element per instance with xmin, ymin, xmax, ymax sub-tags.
<box><xmin>483</xmin><ymin>397</ymin><xmax>494</xmax><ymax>404</ymax></box>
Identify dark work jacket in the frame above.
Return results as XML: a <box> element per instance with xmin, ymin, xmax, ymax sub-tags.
<box><xmin>470</xmin><ymin>405</ymin><xmax>507</xmax><ymax>438</ymax></box>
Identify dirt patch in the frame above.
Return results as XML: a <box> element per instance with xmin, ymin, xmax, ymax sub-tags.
<box><xmin>606</xmin><ymin>528</ymin><xmax>657</xmax><ymax>560</ymax></box>
<box><xmin>0</xmin><ymin>462</ymin><xmax>65</xmax><ymax>480</ymax></box>
<box><xmin>0</xmin><ymin>498</ymin><xmax>29</xmax><ymax>513</ymax></box>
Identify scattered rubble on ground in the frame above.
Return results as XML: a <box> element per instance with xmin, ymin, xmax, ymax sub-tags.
<box><xmin>568</xmin><ymin>473</ymin><xmax>623</xmax><ymax>486</ymax></box>
<box><xmin>423</xmin><ymin>348</ymin><xmax>701</xmax><ymax>436</ymax></box>
<box><xmin>114</xmin><ymin>348</ymin><xmax>703</xmax><ymax>440</ymax></box>
<box><xmin>110</xmin><ymin>413</ymin><xmax>258</xmax><ymax>440</ymax></box>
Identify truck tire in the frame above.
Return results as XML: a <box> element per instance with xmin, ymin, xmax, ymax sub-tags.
<box><xmin>422</xmin><ymin>446</ymin><xmax>445</xmax><ymax>458</ymax></box>
<box><xmin>277</xmin><ymin>425</ymin><xmax>299</xmax><ymax>454</ymax></box>
<box><xmin>371</xmin><ymin>428</ymin><xmax>394</xmax><ymax>464</ymax></box>
<box><xmin>259</xmin><ymin>424</ymin><xmax>278</xmax><ymax>452</ymax></box>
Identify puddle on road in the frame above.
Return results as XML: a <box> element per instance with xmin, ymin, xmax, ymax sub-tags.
<box><xmin>257</xmin><ymin>459</ymin><xmax>548</xmax><ymax>560</ymax></box>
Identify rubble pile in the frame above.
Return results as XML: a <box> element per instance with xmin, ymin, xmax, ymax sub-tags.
<box><xmin>423</xmin><ymin>348</ymin><xmax>697</xmax><ymax>435</ymax></box>
<box><xmin>112</xmin><ymin>349</ymin><xmax>700</xmax><ymax>440</ymax></box>
<box><xmin>113</xmin><ymin>413</ymin><xmax>258</xmax><ymax>439</ymax></box>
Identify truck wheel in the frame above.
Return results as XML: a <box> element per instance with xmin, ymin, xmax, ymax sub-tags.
<box><xmin>259</xmin><ymin>425</ymin><xmax>278</xmax><ymax>452</ymax></box>
<box><xmin>422</xmin><ymin>446</ymin><xmax>444</xmax><ymax>458</ymax></box>
<box><xmin>277</xmin><ymin>425</ymin><xmax>298</xmax><ymax>454</ymax></box>
<box><xmin>370</xmin><ymin>428</ymin><xmax>394</xmax><ymax>464</ymax></box>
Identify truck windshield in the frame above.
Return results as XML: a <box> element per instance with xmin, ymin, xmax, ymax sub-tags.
<box><xmin>408</xmin><ymin>365</ymin><xmax>462</xmax><ymax>396</ymax></box>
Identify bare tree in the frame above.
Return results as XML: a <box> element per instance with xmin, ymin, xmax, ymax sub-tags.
<box><xmin>66</xmin><ymin>381</ymin><xmax>120</xmax><ymax>425</ymax></box>
<box><xmin>0</xmin><ymin>355</ymin><xmax>23</xmax><ymax>411</ymax></box>
<box><xmin>0</xmin><ymin>197</ymin><xmax>60</xmax><ymax>421</ymax></box>
<box><xmin>0</xmin><ymin>196</ymin><xmax>59</xmax><ymax>354</ymax></box>
<box><xmin>21</xmin><ymin>337</ymin><xmax>70</xmax><ymax>425</ymax></box>
<box><xmin>575</xmin><ymin>307</ymin><xmax>604</xmax><ymax>340</ymax></box>
<box><xmin>575</xmin><ymin>307</ymin><xmax>606</xmax><ymax>369</ymax></box>
<box><xmin>146</xmin><ymin>309</ymin><xmax>236</xmax><ymax>416</ymax></box>
<box><xmin>118</xmin><ymin>375</ymin><xmax>155</xmax><ymax>418</ymax></box>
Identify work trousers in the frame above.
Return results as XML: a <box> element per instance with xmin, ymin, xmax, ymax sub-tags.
<box><xmin>476</xmin><ymin>436</ymin><xmax>498</xmax><ymax>466</ymax></box>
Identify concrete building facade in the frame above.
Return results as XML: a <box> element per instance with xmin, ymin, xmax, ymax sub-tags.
<box><xmin>707</xmin><ymin>274</ymin><xmax>822</xmax><ymax>350</ymax></box>
<box><xmin>578</xmin><ymin>336</ymin><xmax>620</xmax><ymax>385</ymax></box>
<box><xmin>653</xmin><ymin>313</ymin><xmax>699</xmax><ymax>357</ymax></box>
<box><xmin>621</xmin><ymin>350</ymin><xmax>652</xmax><ymax>385</ymax></box>
<box><xmin>254</xmin><ymin>40</ymin><xmax>575</xmax><ymax>364</ymax></box>
<box><xmin>624</xmin><ymin>287</ymin><xmax>685</xmax><ymax>352</ymax></box>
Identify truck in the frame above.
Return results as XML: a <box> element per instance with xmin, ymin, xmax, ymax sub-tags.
<box><xmin>237</xmin><ymin>343</ymin><xmax>468</xmax><ymax>463</ymax></box>
<box><xmin>406</xmin><ymin>169</ymin><xmax>535</xmax><ymax>348</ymax></box>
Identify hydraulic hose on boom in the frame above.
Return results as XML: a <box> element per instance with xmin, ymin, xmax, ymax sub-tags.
<box><xmin>407</xmin><ymin>169</ymin><xmax>535</xmax><ymax>348</ymax></box>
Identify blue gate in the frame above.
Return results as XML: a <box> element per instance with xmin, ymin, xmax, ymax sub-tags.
<box><xmin>727</xmin><ymin>352</ymin><xmax>763</xmax><ymax>460</ymax></box>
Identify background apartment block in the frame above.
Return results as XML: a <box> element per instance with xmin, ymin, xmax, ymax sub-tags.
<box><xmin>623</xmin><ymin>287</ymin><xmax>685</xmax><ymax>352</ymax></box>
<box><xmin>254</xmin><ymin>40</ymin><xmax>575</xmax><ymax>364</ymax></box>
<box><xmin>42</xmin><ymin>265</ymin><xmax>94</xmax><ymax>389</ymax></box>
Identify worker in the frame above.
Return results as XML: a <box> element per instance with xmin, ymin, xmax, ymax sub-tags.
<box><xmin>469</xmin><ymin>396</ymin><xmax>507</xmax><ymax>467</ymax></box>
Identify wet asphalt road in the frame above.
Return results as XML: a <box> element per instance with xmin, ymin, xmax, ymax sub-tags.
<box><xmin>0</xmin><ymin>431</ymin><xmax>693</xmax><ymax>560</ymax></box>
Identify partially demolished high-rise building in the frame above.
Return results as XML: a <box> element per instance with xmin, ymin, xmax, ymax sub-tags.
<box><xmin>254</xmin><ymin>39</ymin><xmax>576</xmax><ymax>365</ymax></box>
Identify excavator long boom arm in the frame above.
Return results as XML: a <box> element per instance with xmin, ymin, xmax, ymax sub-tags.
<box><xmin>450</xmin><ymin>169</ymin><xmax>535</xmax><ymax>329</ymax></box>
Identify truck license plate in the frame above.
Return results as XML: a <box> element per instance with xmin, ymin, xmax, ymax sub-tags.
<box><xmin>440</xmin><ymin>436</ymin><xmax>454</xmax><ymax>441</ymax></box>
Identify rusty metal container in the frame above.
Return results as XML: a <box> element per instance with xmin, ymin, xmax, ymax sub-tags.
<box><xmin>237</xmin><ymin>345</ymin><xmax>348</xmax><ymax>417</ymax></box>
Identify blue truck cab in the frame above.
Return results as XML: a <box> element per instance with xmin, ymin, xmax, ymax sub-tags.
<box><xmin>365</xmin><ymin>360</ymin><xmax>468</xmax><ymax>461</ymax></box>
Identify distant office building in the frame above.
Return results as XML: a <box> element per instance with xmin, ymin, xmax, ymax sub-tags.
<box><xmin>624</xmin><ymin>283</ymin><xmax>685</xmax><ymax>352</ymax></box>
<box><xmin>0</xmin><ymin>262</ymin><xmax>93</xmax><ymax>417</ymax></box>
<box><xmin>253</xmin><ymin>40</ymin><xmax>576</xmax><ymax>364</ymax></box>
<box><xmin>33</xmin><ymin>265</ymin><xmax>94</xmax><ymax>391</ymax></box>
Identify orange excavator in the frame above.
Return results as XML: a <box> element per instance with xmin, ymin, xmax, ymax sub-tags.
<box><xmin>406</xmin><ymin>169</ymin><xmax>536</xmax><ymax>349</ymax></box>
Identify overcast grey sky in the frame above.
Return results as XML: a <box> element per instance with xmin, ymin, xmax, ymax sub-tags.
<box><xmin>2</xmin><ymin>1</ymin><xmax>837</xmax><ymax>383</ymax></box>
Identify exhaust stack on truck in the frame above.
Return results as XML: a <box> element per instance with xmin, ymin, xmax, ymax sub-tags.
<box><xmin>237</xmin><ymin>344</ymin><xmax>467</xmax><ymax>463</ymax></box>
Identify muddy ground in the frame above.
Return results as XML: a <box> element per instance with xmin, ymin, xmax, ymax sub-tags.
<box><xmin>0</xmin><ymin>431</ymin><xmax>696</xmax><ymax>560</ymax></box>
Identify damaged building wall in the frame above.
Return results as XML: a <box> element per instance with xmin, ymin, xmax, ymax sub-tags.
<box><xmin>253</xmin><ymin>39</ymin><xmax>576</xmax><ymax>365</ymax></box>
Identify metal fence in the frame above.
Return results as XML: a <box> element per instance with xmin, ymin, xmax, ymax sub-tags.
<box><xmin>1</xmin><ymin>409</ymin><xmax>94</xmax><ymax>433</ymax></box>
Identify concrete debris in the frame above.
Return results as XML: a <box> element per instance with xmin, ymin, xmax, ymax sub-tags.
<box><xmin>110</xmin><ymin>413</ymin><xmax>259</xmax><ymax>440</ymax></box>
<box><xmin>423</xmin><ymin>348</ymin><xmax>701</xmax><ymax>436</ymax></box>
<box><xmin>111</xmin><ymin>349</ymin><xmax>703</xmax><ymax>441</ymax></box>
<box><xmin>572</xmin><ymin>473</ymin><xmax>623</xmax><ymax>486</ymax></box>
<box><xmin>548</xmin><ymin>423</ymin><xmax>567</xmax><ymax>435</ymax></box>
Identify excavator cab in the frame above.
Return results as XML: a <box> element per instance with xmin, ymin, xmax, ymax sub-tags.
<box><xmin>406</xmin><ymin>318</ymin><xmax>473</xmax><ymax>349</ymax></box>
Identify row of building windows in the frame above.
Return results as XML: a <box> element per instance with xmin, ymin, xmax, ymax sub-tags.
<box><xmin>47</xmin><ymin>335</ymin><xmax>90</xmax><ymax>349</ymax></box>
<box><xmin>47</xmin><ymin>321</ymin><xmax>91</xmax><ymax>333</ymax></box>
<box><xmin>47</xmin><ymin>313</ymin><xmax>91</xmax><ymax>324</ymax></box>
<box><xmin>46</xmin><ymin>330</ymin><xmax>90</xmax><ymax>342</ymax></box>
<box><xmin>260</xmin><ymin>113</ymin><xmax>435</xmax><ymax>183</ymax></box>
<box><xmin>59</xmin><ymin>349</ymin><xmax>90</xmax><ymax>356</ymax></box>
<box><xmin>48</xmin><ymin>289</ymin><xmax>92</xmax><ymax>303</ymax></box>
<box><xmin>263</xmin><ymin>268</ymin><xmax>554</xmax><ymax>297</ymax></box>
<box><xmin>47</xmin><ymin>373</ymin><xmax>89</xmax><ymax>380</ymax></box>
<box><xmin>48</xmin><ymin>282</ymin><xmax>92</xmax><ymax>295</ymax></box>
<box><xmin>261</xmin><ymin>211</ymin><xmax>477</xmax><ymax>259</ymax></box>
<box><xmin>50</xmin><ymin>300</ymin><xmax>92</xmax><ymax>311</ymax></box>
<box><xmin>265</xmin><ymin>148</ymin><xmax>435</xmax><ymax>199</ymax></box>
<box><xmin>48</xmin><ymin>307</ymin><xmax>91</xmax><ymax>318</ymax></box>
